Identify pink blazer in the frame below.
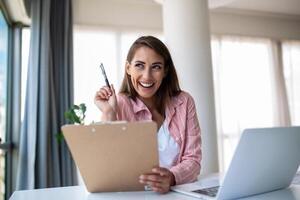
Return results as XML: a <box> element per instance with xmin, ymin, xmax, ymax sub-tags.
<box><xmin>116</xmin><ymin>91</ymin><xmax>202</xmax><ymax>185</ymax></box>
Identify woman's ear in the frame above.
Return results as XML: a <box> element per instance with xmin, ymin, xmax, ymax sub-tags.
<box><xmin>126</xmin><ymin>61</ymin><xmax>131</xmax><ymax>76</ymax></box>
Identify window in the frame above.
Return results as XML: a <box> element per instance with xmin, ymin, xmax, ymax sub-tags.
<box><xmin>74</xmin><ymin>29</ymin><xmax>298</xmax><ymax>175</ymax></box>
<box><xmin>0</xmin><ymin>9</ymin><xmax>9</xmax><ymax>200</ymax></box>
<box><xmin>73</xmin><ymin>28</ymin><xmax>118</xmax><ymax>124</ymax></box>
<box><xmin>282</xmin><ymin>41</ymin><xmax>300</xmax><ymax>126</ymax></box>
<box><xmin>211</xmin><ymin>36</ymin><xmax>278</xmax><ymax>172</ymax></box>
<box><xmin>73</xmin><ymin>26</ymin><xmax>162</xmax><ymax>124</ymax></box>
<box><xmin>73</xmin><ymin>27</ymin><xmax>162</xmax><ymax>184</ymax></box>
<box><xmin>21</xmin><ymin>28</ymin><xmax>30</xmax><ymax>120</ymax></box>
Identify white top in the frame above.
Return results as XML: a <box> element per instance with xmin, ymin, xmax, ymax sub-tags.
<box><xmin>157</xmin><ymin>120</ymin><xmax>180</xmax><ymax>169</ymax></box>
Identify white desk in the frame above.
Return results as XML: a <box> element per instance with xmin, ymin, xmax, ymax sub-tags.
<box><xmin>9</xmin><ymin>185</ymin><xmax>300</xmax><ymax>200</ymax></box>
<box><xmin>9</xmin><ymin>186</ymin><xmax>197</xmax><ymax>200</ymax></box>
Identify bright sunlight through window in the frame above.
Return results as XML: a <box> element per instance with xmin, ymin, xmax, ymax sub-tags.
<box><xmin>73</xmin><ymin>27</ymin><xmax>162</xmax><ymax>124</ymax></box>
<box><xmin>211</xmin><ymin>36</ymin><xmax>276</xmax><ymax>172</ymax></box>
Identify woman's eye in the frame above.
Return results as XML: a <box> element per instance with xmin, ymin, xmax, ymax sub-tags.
<box><xmin>135</xmin><ymin>63</ymin><xmax>144</xmax><ymax>69</ymax></box>
<box><xmin>152</xmin><ymin>65</ymin><xmax>162</xmax><ymax>70</ymax></box>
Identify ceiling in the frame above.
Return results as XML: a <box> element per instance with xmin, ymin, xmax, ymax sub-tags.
<box><xmin>72</xmin><ymin>0</ymin><xmax>300</xmax><ymax>16</ymax></box>
<box><xmin>6</xmin><ymin>0</ymin><xmax>300</xmax><ymax>25</ymax></box>
<box><xmin>154</xmin><ymin>0</ymin><xmax>300</xmax><ymax>16</ymax></box>
<box><xmin>211</xmin><ymin>0</ymin><xmax>300</xmax><ymax>16</ymax></box>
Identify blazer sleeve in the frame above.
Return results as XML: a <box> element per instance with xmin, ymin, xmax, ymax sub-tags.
<box><xmin>170</xmin><ymin>94</ymin><xmax>202</xmax><ymax>184</ymax></box>
<box><xmin>116</xmin><ymin>94</ymin><xmax>129</xmax><ymax>121</ymax></box>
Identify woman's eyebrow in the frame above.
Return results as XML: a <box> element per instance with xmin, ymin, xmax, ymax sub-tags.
<box><xmin>152</xmin><ymin>62</ymin><xmax>163</xmax><ymax>65</ymax></box>
<box><xmin>133</xmin><ymin>61</ymin><xmax>163</xmax><ymax>65</ymax></box>
<box><xmin>134</xmin><ymin>60</ymin><xmax>145</xmax><ymax>64</ymax></box>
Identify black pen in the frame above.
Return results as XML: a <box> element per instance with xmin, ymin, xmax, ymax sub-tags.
<box><xmin>99</xmin><ymin>63</ymin><xmax>110</xmax><ymax>87</ymax></box>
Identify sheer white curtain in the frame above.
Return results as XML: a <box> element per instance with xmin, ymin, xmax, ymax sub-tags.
<box><xmin>73</xmin><ymin>28</ymin><xmax>118</xmax><ymax>124</ymax></box>
<box><xmin>282</xmin><ymin>41</ymin><xmax>300</xmax><ymax>126</ymax></box>
<box><xmin>73</xmin><ymin>27</ymin><xmax>162</xmax><ymax>124</ymax></box>
<box><xmin>211</xmin><ymin>36</ymin><xmax>291</xmax><ymax>172</ymax></box>
<box><xmin>282</xmin><ymin>40</ymin><xmax>300</xmax><ymax>172</ymax></box>
<box><xmin>268</xmin><ymin>40</ymin><xmax>291</xmax><ymax>126</ymax></box>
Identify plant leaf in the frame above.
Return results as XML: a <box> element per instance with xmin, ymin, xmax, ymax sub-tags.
<box><xmin>56</xmin><ymin>131</ymin><xmax>64</xmax><ymax>143</ymax></box>
<box><xmin>71</xmin><ymin>110</ymin><xmax>81</xmax><ymax>124</ymax></box>
<box><xmin>58</xmin><ymin>103</ymin><xmax>87</xmax><ymax>142</ymax></box>
<box><xmin>73</xmin><ymin>105</ymin><xmax>80</xmax><ymax>110</ymax></box>
<box><xmin>64</xmin><ymin>111</ymin><xmax>75</xmax><ymax>123</ymax></box>
<box><xmin>80</xmin><ymin>103</ymin><xmax>86</xmax><ymax>114</ymax></box>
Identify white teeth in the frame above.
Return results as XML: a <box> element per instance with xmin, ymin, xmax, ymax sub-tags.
<box><xmin>139</xmin><ymin>82</ymin><xmax>154</xmax><ymax>88</ymax></box>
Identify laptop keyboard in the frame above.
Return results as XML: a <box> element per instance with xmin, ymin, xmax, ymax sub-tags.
<box><xmin>192</xmin><ymin>186</ymin><xmax>220</xmax><ymax>197</ymax></box>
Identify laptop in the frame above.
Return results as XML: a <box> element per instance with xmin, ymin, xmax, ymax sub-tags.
<box><xmin>172</xmin><ymin>127</ymin><xmax>300</xmax><ymax>200</ymax></box>
<box><xmin>61</xmin><ymin>121</ymin><xmax>159</xmax><ymax>193</ymax></box>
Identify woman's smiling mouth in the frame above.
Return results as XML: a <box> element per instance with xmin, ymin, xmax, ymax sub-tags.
<box><xmin>139</xmin><ymin>82</ymin><xmax>155</xmax><ymax>88</ymax></box>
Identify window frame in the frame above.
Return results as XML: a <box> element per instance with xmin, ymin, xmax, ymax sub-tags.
<box><xmin>0</xmin><ymin>3</ymin><xmax>22</xmax><ymax>200</ymax></box>
<box><xmin>211</xmin><ymin>35</ymin><xmax>282</xmax><ymax>172</ymax></box>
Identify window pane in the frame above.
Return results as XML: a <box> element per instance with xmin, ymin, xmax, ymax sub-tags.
<box><xmin>211</xmin><ymin>36</ymin><xmax>275</xmax><ymax>171</ymax></box>
<box><xmin>73</xmin><ymin>27</ymin><xmax>163</xmax><ymax>124</ymax></box>
<box><xmin>73</xmin><ymin>28</ymin><xmax>117</xmax><ymax>123</ymax></box>
<box><xmin>0</xmin><ymin>9</ymin><xmax>8</xmax><ymax>200</ymax></box>
<box><xmin>282</xmin><ymin>41</ymin><xmax>300</xmax><ymax>126</ymax></box>
<box><xmin>0</xmin><ymin>11</ymin><xmax>8</xmax><ymax>141</ymax></box>
<box><xmin>21</xmin><ymin>28</ymin><xmax>30</xmax><ymax>120</ymax></box>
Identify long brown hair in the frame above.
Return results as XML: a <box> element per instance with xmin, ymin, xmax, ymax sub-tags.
<box><xmin>119</xmin><ymin>36</ymin><xmax>181</xmax><ymax>114</ymax></box>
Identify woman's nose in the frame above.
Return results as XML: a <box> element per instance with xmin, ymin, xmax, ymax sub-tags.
<box><xmin>142</xmin><ymin>69</ymin><xmax>152</xmax><ymax>79</ymax></box>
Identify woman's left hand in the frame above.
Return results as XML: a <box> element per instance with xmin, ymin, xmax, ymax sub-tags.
<box><xmin>139</xmin><ymin>167</ymin><xmax>176</xmax><ymax>194</ymax></box>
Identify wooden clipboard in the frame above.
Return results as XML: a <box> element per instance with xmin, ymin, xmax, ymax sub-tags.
<box><xmin>61</xmin><ymin>121</ymin><xmax>158</xmax><ymax>192</ymax></box>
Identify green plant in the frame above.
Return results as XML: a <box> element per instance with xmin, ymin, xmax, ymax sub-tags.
<box><xmin>56</xmin><ymin>103</ymin><xmax>86</xmax><ymax>143</ymax></box>
<box><xmin>64</xmin><ymin>103</ymin><xmax>86</xmax><ymax>125</ymax></box>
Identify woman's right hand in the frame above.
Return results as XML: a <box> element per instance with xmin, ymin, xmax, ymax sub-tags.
<box><xmin>94</xmin><ymin>84</ymin><xmax>117</xmax><ymax>120</ymax></box>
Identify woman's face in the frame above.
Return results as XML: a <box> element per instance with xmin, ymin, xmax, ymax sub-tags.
<box><xmin>126</xmin><ymin>46</ymin><xmax>166</xmax><ymax>101</ymax></box>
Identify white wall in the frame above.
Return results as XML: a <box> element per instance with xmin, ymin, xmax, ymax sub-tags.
<box><xmin>73</xmin><ymin>1</ymin><xmax>300</xmax><ymax>40</ymax></box>
<box><xmin>210</xmin><ymin>9</ymin><xmax>300</xmax><ymax>40</ymax></box>
<box><xmin>73</xmin><ymin>0</ymin><xmax>162</xmax><ymax>31</ymax></box>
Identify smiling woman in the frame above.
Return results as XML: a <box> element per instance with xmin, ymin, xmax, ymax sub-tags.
<box><xmin>94</xmin><ymin>36</ymin><xmax>202</xmax><ymax>193</ymax></box>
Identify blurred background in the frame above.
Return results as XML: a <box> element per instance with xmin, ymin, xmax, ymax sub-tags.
<box><xmin>1</xmin><ymin>0</ymin><xmax>300</xmax><ymax>199</ymax></box>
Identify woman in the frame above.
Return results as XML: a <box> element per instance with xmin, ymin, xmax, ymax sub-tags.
<box><xmin>94</xmin><ymin>36</ymin><xmax>201</xmax><ymax>193</ymax></box>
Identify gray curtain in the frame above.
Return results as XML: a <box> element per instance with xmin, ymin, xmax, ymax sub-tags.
<box><xmin>16</xmin><ymin>0</ymin><xmax>77</xmax><ymax>190</ymax></box>
<box><xmin>270</xmin><ymin>40</ymin><xmax>291</xmax><ymax>126</ymax></box>
<box><xmin>6</xmin><ymin>24</ymin><xmax>22</xmax><ymax>198</ymax></box>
